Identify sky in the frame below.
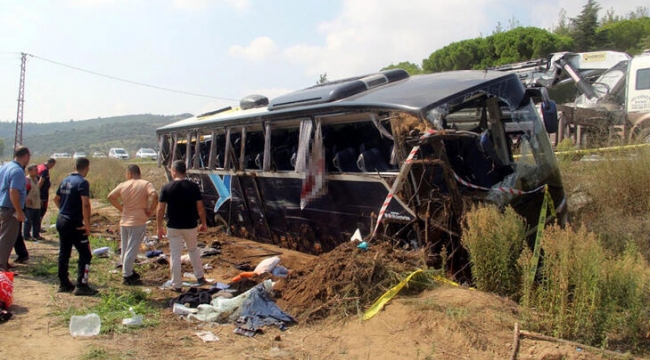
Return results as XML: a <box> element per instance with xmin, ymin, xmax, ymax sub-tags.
<box><xmin>0</xmin><ymin>0</ymin><xmax>644</xmax><ymax>123</ymax></box>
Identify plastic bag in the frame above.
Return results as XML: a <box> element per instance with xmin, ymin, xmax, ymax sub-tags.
<box><xmin>0</xmin><ymin>271</ymin><xmax>14</xmax><ymax>310</ymax></box>
<box><xmin>122</xmin><ymin>307</ymin><xmax>143</xmax><ymax>326</ymax></box>
<box><xmin>254</xmin><ymin>256</ymin><xmax>281</xmax><ymax>274</ymax></box>
<box><xmin>69</xmin><ymin>313</ymin><xmax>101</xmax><ymax>337</ymax></box>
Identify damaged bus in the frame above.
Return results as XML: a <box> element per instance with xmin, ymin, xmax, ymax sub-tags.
<box><xmin>156</xmin><ymin>69</ymin><xmax>567</xmax><ymax>271</ymax></box>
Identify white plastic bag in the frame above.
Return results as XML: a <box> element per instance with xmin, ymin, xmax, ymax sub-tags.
<box><xmin>121</xmin><ymin>307</ymin><xmax>143</xmax><ymax>326</ymax></box>
<box><xmin>254</xmin><ymin>256</ymin><xmax>281</xmax><ymax>275</ymax></box>
<box><xmin>69</xmin><ymin>313</ymin><xmax>101</xmax><ymax>337</ymax></box>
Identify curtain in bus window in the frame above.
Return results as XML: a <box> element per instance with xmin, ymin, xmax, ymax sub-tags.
<box><xmin>301</xmin><ymin>119</ymin><xmax>326</xmax><ymax>210</ymax></box>
<box><xmin>263</xmin><ymin>122</ymin><xmax>272</xmax><ymax>171</ymax></box>
<box><xmin>294</xmin><ymin>119</ymin><xmax>313</xmax><ymax>173</ymax></box>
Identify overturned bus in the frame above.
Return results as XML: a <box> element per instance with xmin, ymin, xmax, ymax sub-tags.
<box><xmin>156</xmin><ymin>69</ymin><xmax>567</xmax><ymax>269</ymax></box>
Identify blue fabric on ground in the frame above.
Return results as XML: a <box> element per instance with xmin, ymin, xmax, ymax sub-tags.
<box><xmin>234</xmin><ymin>282</ymin><xmax>295</xmax><ymax>336</ymax></box>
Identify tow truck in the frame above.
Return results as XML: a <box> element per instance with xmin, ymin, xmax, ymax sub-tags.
<box><xmin>493</xmin><ymin>50</ymin><xmax>650</xmax><ymax>147</ymax></box>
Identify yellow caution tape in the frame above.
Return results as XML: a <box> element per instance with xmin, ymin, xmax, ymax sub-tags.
<box><xmin>363</xmin><ymin>269</ymin><xmax>424</xmax><ymax>321</ymax></box>
<box><xmin>363</xmin><ymin>270</ymin><xmax>474</xmax><ymax>321</ymax></box>
<box><xmin>515</xmin><ymin>142</ymin><xmax>650</xmax><ymax>160</ymax></box>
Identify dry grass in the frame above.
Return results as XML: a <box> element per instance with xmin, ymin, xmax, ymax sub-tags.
<box><xmin>461</xmin><ymin>205</ymin><xmax>526</xmax><ymax>297</ymax></box>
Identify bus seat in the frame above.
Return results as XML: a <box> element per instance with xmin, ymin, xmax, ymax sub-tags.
<box><xmin>273</xmin><ymin>148</ymin><xmax>294</xmax><ymax>171</ymax></box>
<box><xmin>215</xmin><ymin>153</ymin><xmax>223</xmax><ymax>168</ymax></box>
<box><xmin>357</xmin><ymin>148</ymin><xmax>389</xmax><ymax>172</ymax></box>
<box><xmin>254</xmin><ymin>153</ymin><xmax>264</xmax><ymax>170</ymax></box>
<box><xmin>333</xmin><ymin>147</ymin><xmax>359</xmax><ymax>172</ymax></box>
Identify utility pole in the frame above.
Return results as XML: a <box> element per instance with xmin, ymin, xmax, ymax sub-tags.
<box><xmin>15</xmin><ymin>52</ymin><xmax>27</xmax><ymax>149</ymax></box>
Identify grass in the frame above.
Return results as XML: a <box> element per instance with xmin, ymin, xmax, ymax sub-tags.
<box><xmin>32</xmin><ymin>235</ymin><xmax>163</xmax><ymax>336</ymax></box>
<box><xmin>461</xmin><ymin>205</ymin><xmax>526</xmax><ymax>297</ymax></box>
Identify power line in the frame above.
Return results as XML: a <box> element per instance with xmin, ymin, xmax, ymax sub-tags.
<box><xmin>27</xmin><ymin>53</ymin><xmax>239</xmax><ymax>102</ymax></box>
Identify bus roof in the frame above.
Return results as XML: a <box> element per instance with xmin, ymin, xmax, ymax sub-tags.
<box><xmin>157</xmin><ymin>70</ymin><xmax>518</xmax><ymax>133</ymax></box>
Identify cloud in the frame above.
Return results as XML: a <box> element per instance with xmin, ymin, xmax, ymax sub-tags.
<box><xmin>172</xmin><ymin>0</ymin><xmax>211</xmax><ymax>10</ymax></box>
<box><xmin>283</xmin><ymin>0</ymin><xmax>492</xmax><ymax>79</ymax></box>
<box><xmin>223</xmin><ymin>0</ymin><xmax>250</xmax><ymax>11</ymax></box>
<box><xmin>172</xmin><ymin>0</ymin><xmax>249</xmax><ymax>10</ymax></box>
<box><xmin>229</xmin><ymin>37</ymin><xmax>279</xmax><ymax>61</ymax></box>
<box><xmin>66</xmin><ymin>0</ymin><xmax>120</xmax><ymax>8</ymax></box>
<box><xmin>282</xmin><ymin>0</ymin><xmax>646</xmax><ymax>80</ymax></box>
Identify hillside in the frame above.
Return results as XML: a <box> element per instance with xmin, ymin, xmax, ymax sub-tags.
<box><xmin>0</xmin><ymin>113</ymin><xmax>191</xmax><ymax>157</ymax></box>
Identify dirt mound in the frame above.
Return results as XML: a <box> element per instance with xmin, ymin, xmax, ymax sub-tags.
<box><xmin>277</xmin><ymin>241</ymin><xmax>427</xmax><ymax>323</ymax></box>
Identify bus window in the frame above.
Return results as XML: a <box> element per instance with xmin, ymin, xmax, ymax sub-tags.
<box><xmin>270</xmin><ymin>127</ymin><xmax>299</xmax><ymax>171</ymax></box>
<box><xmin>243</xmin><ymin>129</ymin><xmax>265</xmax><ymax>171</ymax></box>
<box><xmin>321</xmin><ymin>115</ymin><xmax>394</xmax><ymax>173</ymax></box>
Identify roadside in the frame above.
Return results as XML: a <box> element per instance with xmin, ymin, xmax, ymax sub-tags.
<box><xmin>0</xmin><ymin>200</ymin><xmax>610</xmax><ymax>360</ymax></box>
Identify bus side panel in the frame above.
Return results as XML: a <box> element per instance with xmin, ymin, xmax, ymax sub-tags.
<box><xmin>238</xmin><ymin>176</ymin><xmax>272</xmax><ymax>241</ymax></box>
<box><xmin>275</xmin><ymin>178</ymin><xmax>396</xmax><ymax>253</ymax></box>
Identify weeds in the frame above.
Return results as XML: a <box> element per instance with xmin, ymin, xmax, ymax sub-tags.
<box><xmin>463</xmin><ymin>205</ymin><xmax>650</xmax><ymax>349</ymax></box>
<box><xmin>461</xmin><ymin>205</ymin><xmax>526</xmax><ymax>297</ymax></box>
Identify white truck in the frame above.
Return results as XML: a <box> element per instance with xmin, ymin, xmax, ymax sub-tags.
<box><xmin>494</xmin><ymin>50</ymin><xmax>650</xmax><ymax>147</ymax></box>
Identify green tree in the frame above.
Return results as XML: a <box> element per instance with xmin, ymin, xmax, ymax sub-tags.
<box><xmin>571</xmin><ymin>0</ymin><xmax>602</xmax><ymax>51</ymax></box>
<box><xmin>422</xmin><ymin>27</ymin><xmax>572</xmax><ymax>73</ymax></box>
<box><xmin>598</xmin><ymin>17</ymin><xmax>650</xmax><ymax>54</ymax></box>
<box><xmin>0</xmin><ymin>138</ymin><xmax>4</xmax><ymax>158</ymax></box>
<box><xmin>381</xmin><ymin>61</ymin><xmax>423</xmax><ymax>75</ymax></box>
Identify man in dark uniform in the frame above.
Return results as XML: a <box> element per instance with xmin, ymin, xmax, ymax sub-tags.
<box><xmin>54</xmin><ymin>157</ymin><xmax>98</xmax><ymax>296</ymax></box>
<box><xmin>36</xmin><ymin>158</ymin><xmax>56</xmax><ymax>239</ymax></box>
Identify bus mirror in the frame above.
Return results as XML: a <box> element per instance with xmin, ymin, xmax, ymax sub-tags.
<box><xmin>542</xmin><ymin>100</ymin><xmax>558</xmax><ymax>134</ymax></box>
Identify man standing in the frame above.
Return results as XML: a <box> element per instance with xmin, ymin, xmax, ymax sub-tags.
<box><xmin>107</xmin><ymin>164</ymin><xmax>158</xmax><ymax>285</ymax></box>
<box><xmin>0</xmin><ymin>146</ymin><xmax>30</xmax><ymax>271</ymax></box>
<box><xmin>156</xmin><ymin>160</ymin><xmax>206</xmax><ymax>292</ymax></box>
<box><xmin>37</xmin><ymin>158</ymin><xmax>56</xmax><ymax>239</ymax></box>
<box><xmin>54</xmin><ymin>157</ymin><xmax>98</xmax><ymax>296</ymax></box>
<box><xmin>24</xmin><ymin>164</ymin><xmax>42</xmax><ymax>240</ymax></box>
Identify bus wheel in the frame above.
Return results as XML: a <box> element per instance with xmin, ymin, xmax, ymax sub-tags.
<box><xmin>214</xmin><ymin>215</ymin><xmax>230</xmax><ymax>235</ymax></box>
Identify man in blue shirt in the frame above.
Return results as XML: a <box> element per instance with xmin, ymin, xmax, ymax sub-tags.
<box><xmin>0</xmin><ymin>146</ymin><xmax>30</xmax><ymax>271</ymax></box>
<box><xmin>54</xmin><ymin>157</ymin><xmax>98</xmax><ymax>296</ymax></box>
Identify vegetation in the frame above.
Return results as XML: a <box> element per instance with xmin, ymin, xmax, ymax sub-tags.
<box><xmin>461</xmin><ymin>148</ymin><xmax>650</xmax><ymax>351</ymax></box>
<box><xmin>461</xmin><ymin>206</ymin><xmax>526</xmax><ymax>297</ymax></box>
<box><xmin>0</xmin><ymin>113</ymin><xmax>190</xmax><ymax>158</ymax></box>
<box><xmin>46</xmin><ymin>157</ymin><xmax>129</xmax><ymax>200</ymax></box>
<box><xmin>383</xmin><ymin>2</ymin><xmax>650</xmax><ymax>73</ymax></box>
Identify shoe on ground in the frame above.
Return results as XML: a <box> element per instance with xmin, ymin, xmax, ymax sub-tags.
<box><xmin>6</xmin><ymin>263</ymin><xmax>16</xmax><ymax>269</ymax></box>
<box><xmin>171</xmin><ymin>287</ymin><xmax>183</xmax><ymax>293</ymax></box>
<box><xmin>39</xmin><ymin>229</ymin><xmax>46</xmax><ymax>233</ymax></box>
<box><xmin>73</xmin><ymin>284</ymin><xmax>99</xmax><ymax>296</ymax></box>
<box><xmin>123</xmin><ymin>272</ymin><xmax>142</xmax><ymax>286</ymax></box>
<box><xmin>34</xmin><ymin>236</ymin><xmax>45</xmax><ymax>241</ymax></box>
<box><xmin>15</xmin><ymin>257</ymin><xmax>29</xmax><ymax>264</ymax></box>
<box><xmin>58</xmin><ymin>283</ymin><xmax>75</xmax><ymax>293</ymax></box>
<box><xmin>196</xmin><ymin>277</ymin><xmax>207</xmax><ymax>285</ymax></box>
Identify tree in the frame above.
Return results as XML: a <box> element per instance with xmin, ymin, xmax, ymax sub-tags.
<box><xmin>381</xmin><ymin>62</ymin><xmax>423</xmax><ymax>75</ymax></box>
<box><xmin>553</xmin><ymin>9</ymin><xmax>573</xmax><ymax>37</ymax></box>
<box><xmin>571</xmin><ymin>0</ymin><xmax>602</xmax><ymax>51</ymax></box>
<box><xmin>0</xmin><ymin>138</ymin><xmax>4</xmax><ymax>159</ymax></box>
<box><xmin>598</xmin><ymin>17</ymin><xmax>650</xmax><ymax>54</ymax></box>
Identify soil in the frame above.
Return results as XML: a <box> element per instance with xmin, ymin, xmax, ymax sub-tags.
<box><xmin>0</xmin><ymin>177</ymin><xmax>618</xmax><ymax>360</ymax></box>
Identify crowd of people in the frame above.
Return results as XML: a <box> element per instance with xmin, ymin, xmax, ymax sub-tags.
<box><xmin>0</xmin><ymin>146</ymin><xmax>208</xmax><ymax>297</ymax></box>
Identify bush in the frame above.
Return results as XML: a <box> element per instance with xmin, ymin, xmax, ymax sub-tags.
<box><xmin>521</xmin><ymin>224</ymin><xmax>650</xmax><ymax>347</ymax></box>
<box><xmin>461</xmin><ymin>205</ymin><xmax>526</xmax><ymax>297</ymax></box>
